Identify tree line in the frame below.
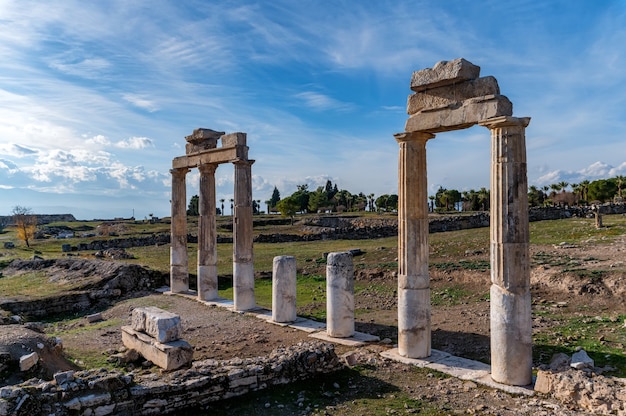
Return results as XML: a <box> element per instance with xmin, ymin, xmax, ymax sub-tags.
<box><xmin>183</xmin><ymin>175</ymin><xmax>625</xmax><ymax>219</ymax></box>
<box><xmin>266</xmin><ymin>175</ymin><xmax>626</xmax><ymax>218</ymax></box>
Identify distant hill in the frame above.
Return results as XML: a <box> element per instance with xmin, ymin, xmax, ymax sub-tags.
<box><xmin>0</xmin><ymin>214</ymin><xmax>76</xmax><ymax>225</ymax></box>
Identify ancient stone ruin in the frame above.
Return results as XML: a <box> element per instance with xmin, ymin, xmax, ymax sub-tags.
<box><xmin>394</xmin><ymin>58</ymin><xmax>532</xmax><ymax>386</ymax></box>
<box><xmin>170</xmin><ymin>129</ymin><xmax>255</xmax><ymax>311</ymax></box>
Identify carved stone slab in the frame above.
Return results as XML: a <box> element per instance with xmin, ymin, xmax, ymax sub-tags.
<box><xmin>131</xmin><ymin>306</ymin><xmax>182</xmax><ymax>343</ymax></box>
<box><xmin>410</xmin><ymin>58</ymin><xmax>480</xmax><ymax>92</ymax></box>
<box><xmin>121</xmin><ymin>326</ymin><xmax>193</xmax><ymax>370</ymax></box>
<box><xmin>407</xmin><ymin>76</ymin><xmax>500</xmax><ymax>115</ymax></box>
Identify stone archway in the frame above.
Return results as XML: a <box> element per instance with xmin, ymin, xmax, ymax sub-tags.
<box><xmin>170</xmin><ymin>129</ymin><xmax>255</xmax><ymax>312</ymax></box>
<box><xmin>394</xmin><ymin>58</ymin><xmax>532</xmax><ymax>386</ymax></box>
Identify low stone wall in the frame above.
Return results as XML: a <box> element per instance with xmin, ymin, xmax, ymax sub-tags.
<box><xmin>0</xmin><ymin>342</ymin><xmax>341</xmax><ymax>416</ymax></box>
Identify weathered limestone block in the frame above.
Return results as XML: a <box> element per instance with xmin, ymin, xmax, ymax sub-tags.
<box><xmin>326</xmin><ymin>252</ymin><xmax>354</xmax><ymax>338</ymax></box>
<box><xmin>19</xmin><ymin>352</ymin><xmax>38</xmax><ymax>371</ymax></box>
<box><xmin>272</xmin><ymin>256</ymin><xmax>297</xmax><ymax>323</ymax></box>
<box><xmin>131</xmin><ymin>306</ymin><xmax>182</xmax><ymax>343</ymax></box>
<box><xmin>397</xmin><ymin>287</ymin><xmax>431</xmax><ymax>358</ymax></box>
<box><xmin>410</xmin><ymin>58</ymin><xmax>480</xmax><ymax>92</ymax></box>
<box><xmin>185</xmin><ymin>128</ymin><xmax>224</xmax><ymax>154</ymax></box>
<box><xmin>221</xmin><ymin>132</ymin><xmax>247</xmax><ymax>147</ymax></box>
<box><xmin>405</xmin><ymin>94</ymin><xmax>512</xmax><ymax>133</ymax></box>
<box><xmin>121</xmin><ymin>326</ymin><xmax>193</xmax><ymax>371</ymax></box>
<box><xmin>407</xmin><ymin>76</ymin><xmax>500</xmax><ymax>114</ymax></box>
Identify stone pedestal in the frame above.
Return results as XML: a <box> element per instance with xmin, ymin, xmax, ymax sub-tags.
<box><xmin>198</xmin><ymin>164</ymin><xmax>218</xmax><ymax>300</ymax></box>
<box><xmin>272</xmin><ymin>256</ymin><xmax>297</xmax><ymax>323</ymax></box>
<box><xmin>121</xmin><ymin>327</ymin><xmax>193</xmax><ymax>371</ymax></box>
<box><xmin>395</xmin><ymin>131</ymin><xmax>433</xmax><ymax>358</ymax></box>
<box><xmin>131</xmin><ymin>306</ymin><xmax>182</xmax><ymax>343</ymax></box>
<box><xmin>326</xmin><ymin>252</ymin><xmax>354</xmax><ymax>338</ymax></box>
<box><xmin>480</xmin><ymin>116</ymin><xmax>532</xmax><ymax>386</ymax></box>
<box><xmin>170</xmin><ymin>168</ymin><xmax>190</xmax><ymax>293</ymax></box>
<box><xmin>233</xmin><ymin>159</ymin><xmax>255</xmax><ymax>311</ymax></box>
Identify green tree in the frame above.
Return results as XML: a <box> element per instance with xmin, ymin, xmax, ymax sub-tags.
<box><xmin>12</xmin><ymin>206</ymin><xmax>37</xmax><ymax>248</ymax></box>
<box><xmin>187</xmin><ymin>195</ymin><xmax>199</xmax><ymax>216</ymax></box>
<box><xmin>269</xmin><ymin>186</ymin><xmax>281</xmax><ymax>208</ymax></box>
<box><xmin>308</xmin><ymin>186</ymin><xmax>329</xmax><ymax>213</ymax></box>
<box><xmin>219</xmin><ymin>198</ymin><xmax>225</xmax><ymax>216</ymax></box>
<box><xmin>276</xmin><ymin>196</ymin><xmax>300</xmax><ymax>224</ymax></box>
<box><xmin>292</xmin><ymin>184</ymin><xmax>310</xmax><ymax>213</ymax></box>
<box><xmin>616</xmin><ymin>175</ymin><xmax>625</xmax><ymax>199</ymax></box>
<box><xmin>588</xmin><ymin>178</ymin><xmax>617</xmax><ymax>202</ymax></box>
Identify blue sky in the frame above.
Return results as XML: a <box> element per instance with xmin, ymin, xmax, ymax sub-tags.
<box><xmin>1</xmin><ymin>0</ymin><xmax>625</xmax><ymax>220</ymax></box>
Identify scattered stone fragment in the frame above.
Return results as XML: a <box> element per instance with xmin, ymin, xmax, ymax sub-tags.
<box><xmin>571</xmin><ymin>349</ymin><xmax>594</xmax><ymax>370</ymax></box>
<box><xmin>19</xmin><ymin>352</ymin><xmax>38</xmax><ymax>372</ymax></box>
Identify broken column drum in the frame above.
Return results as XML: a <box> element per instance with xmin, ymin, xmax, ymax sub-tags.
<box><xmin>326</xmin><ymin>252</ymin><xmax>355</xmax><ymax>338</ymax></box>
<box><xmin>396</xmin><ymin>58</ymin><xmax>532</xmax><ymax>386</ymax></box>
<box><xmin>272</xmin><ymin>255</ymin><xmax>297</xmax><ymax>323</ymax></box>
<box><xmin>170</xmin><ymin>129</ymin><xmax>255</xmax><ymax>311</ymax></box>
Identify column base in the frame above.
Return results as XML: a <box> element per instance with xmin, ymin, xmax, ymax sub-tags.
<box><xmin>490</xmin><ymin>284</ymin><xmax>532</xmax><ymax>386</ymax></box>
<box><xmin>398</xmin><ymin>287</ymin><xmax>431</xmax><ymax>358</ymax></box>
<box><xmin>233</xmin><ymin>262</ymin><xmax>255</xmax><ymax>311</ymax></box>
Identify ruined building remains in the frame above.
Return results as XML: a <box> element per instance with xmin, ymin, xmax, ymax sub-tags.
<box><xmin>170</xmin><ymin>129</ymin><xmax>255</xmax><ymax>311</ymax></box>
<box><xmin>395</xmin><ymin>58</ymin><xmax>532</xmax><ymax>386</ymax></box>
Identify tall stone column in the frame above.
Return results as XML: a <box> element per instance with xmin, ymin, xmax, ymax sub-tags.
<box><xmin>233</xmin><ymin>159</ymin><xmax>255</xmax><ymax>311</ymax></box>
<box><xmin>480</xmin><ymin>116</ymin><xmax>532</xmax><ymax>386</ymax></box>
<box><xmin>198</xmin><ymin>163</ymin><xmax>218</xmax><ymax>300</ymax></box>
<box><xmin>170</xmin><ymin>167</ymin><xmax>190</xmax><ymax>293</ymax></box>
<box><xmin>394</xmin><ymin>131</ymin><xmax>434</xmax><ymax>358</ymax></box>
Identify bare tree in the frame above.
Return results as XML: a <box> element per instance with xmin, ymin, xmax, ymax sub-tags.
<box><xmin>12</xmin><ymin>206</ymin><xmax>37</xmax><ymax>247</ymax></box>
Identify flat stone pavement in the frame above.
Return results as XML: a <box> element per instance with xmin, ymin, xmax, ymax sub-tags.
<box><xmin>161</xmin><ymin>288</ymin><xmax>535</xmax><ymax>395</ymax></box>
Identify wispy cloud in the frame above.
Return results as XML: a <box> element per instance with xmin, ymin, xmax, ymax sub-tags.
<box><xmin>114</xmin><ymin>137</ymin><xmax>154</xmax><ymax>150</ymax></box>
<box><xmin>294</xmin><ymin>91</ymin><xmax>355</xmax><ymax>112</ymax></box>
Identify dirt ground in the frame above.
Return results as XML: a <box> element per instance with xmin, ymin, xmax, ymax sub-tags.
<box><xmin>3</xmin><ymin>232</ymin><xmax>625</xmax><ymax>415</ymax></box>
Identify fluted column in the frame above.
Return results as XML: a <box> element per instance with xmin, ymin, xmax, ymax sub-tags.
<box><xmin>198</xmin><ymin>163</ymin><xmax>218</xmax><ymax>300</ymax></box>
<box><xmin>170</xmin><ymin>167</ymin><xmax>190</xmax><ymax>293</ymax></box>
<box><xmin>233</xmin><ymin>159</ymin><xmax>255</xmax><ymax>311</ymax></box>
<box><xmin>480</xmin><ymin>116</ymin><xmax>532</xmax><ymax>386</ymax></box>
<box><xmin>394</xmin><ymin>131</ymin><xmax>435</xmax><ymax>358</ymax></box>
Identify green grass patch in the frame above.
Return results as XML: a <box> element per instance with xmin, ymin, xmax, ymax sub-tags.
<box><xmin>534</xmin><ymin>314</ymin><xmax>626</xmax><ymax>377</ymax></box>
<box><xmin>0</xmin><ymin>271</ymin><xmax>83</xmax><ymax>299</ymax></box>
<box><xmin>432</xmin><ymin>285</ymin><xmax>471</xmax><ymax>306</ymax></box>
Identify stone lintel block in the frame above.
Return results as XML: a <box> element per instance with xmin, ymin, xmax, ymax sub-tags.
<box><xmin>121</xmin><ymin>326</ymin><xmax>193</xmax><ymax>371</ymax></box>
<box><xmin>407</xmin><ymin>76</ymin><xmax>500</xmax><ymax>114</ymax></box>
<box><xmin>185</xmin><ymin>128</ymin><xmax>224</xmax><ymax>144</ymax></box>
<box><xmin>405</xmin><ymin>95</ymin><xmax>512</xmax><ymax>133</ymax></box>
<box><xmin>410</xmin><ymin>58</ymin><xmax>480</xmax><ymax>92</ymax></box>
<box><xmin>222</xmin><ymin>132</ymin><xmax>247</xmax><ymax>147</ymax></box>
<box><xmin>19</xmin><ymin>352</ymin><xmax>39</xmax><ymax>371</ymax></box>
<box><xmin>131</xmin><ymin>306</ymin><xmax>182</xmax><ymax>343</ymax></box>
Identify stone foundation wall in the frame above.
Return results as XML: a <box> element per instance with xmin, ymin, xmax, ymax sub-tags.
<box><xmin>0</xmin><ymin>342</ymin><xmax>341</xmax><ymax>416</ymax></box>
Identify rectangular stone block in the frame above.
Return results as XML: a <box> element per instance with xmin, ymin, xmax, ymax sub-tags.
<box><xmin>121</xmin><ymin>326</ymin><xmax>193</xmax><ymax>371</ymax></box>
<box><xmin>221</xmin><ymin>132</ymin><xmax>247</xmax><ymax>147</ymax></box>
<box><xmin>185</xmin><ymin>128</ymin><xmax>223</xmax><ymax>155</ymax></box>
<box><xmin>405</xmin><ymin>95</ymin><xmax>512</xmax><ymax>133</ymax></box>
<box><xmin>131</xmin><ymin>306</ymin><xmax>182</xmax><ymax>343</ymax></box>
<box><xmin>407</xmin><ymin>76</ymin><xmax>500</xmax><ymax>114</ymax></box>
<box><xmin>19</xmin><ymin>352</ymin><xmax>38</xmax><ymax>371</ymax></box>
<box><xmin>410</xmin><ymin>58</ymin><xmax>480</xmax><ymax>92</ymax></box>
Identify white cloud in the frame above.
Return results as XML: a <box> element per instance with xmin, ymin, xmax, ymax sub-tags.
<box><xmin>49</xmin><ymin>57</ymin><xmax>112</xmax><ymax>79</ymax></box>
<box><xmin>114</xmin><ymin>137</ymin><xmax>154</xmax><ymax>149</ymax></box>
<box><xmin>122</xmin><ymin>94</ymin><xmax>160</xmax><ymax>112</ymax></box>
<box><xmin>294</xmin><ymin>91</ymin><xmax>355</xmax><ymax>112</ymax></box>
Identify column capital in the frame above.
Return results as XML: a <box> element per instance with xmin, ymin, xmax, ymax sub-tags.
<box><xmin>394</xmin><ymin>131</ymin><xmax>435</xmax><ymax>144</ymax></box>
<box><xmin>170</xmin><ymin>167</ymin><xmax>190</xmax><ymax>177</ymax></box>
<box><xmin>479</xmin><ymin>116</ymin><xmax>531</xmax><ymax>129</ymax></box>
<box><xmin>232</xmin><ymin>159</ymin><xmax>255</xmax><ymax>167</ymax></box>
<box><xmin>198</xmin><ymin>163</ymin><xmax>218</xmax><ymax>174</ymax></box>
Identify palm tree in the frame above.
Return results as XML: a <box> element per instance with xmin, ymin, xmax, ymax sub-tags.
<box><xmin>219</xmin><ymin>199</ymin><xmax>225</xmax><ymax>216</ymax></box>
<box><xmin>230</xmin><ymin>198</ymin><xmax>234</xmax><ymax>216</ymax></box>
<box><xmin>368</xmin><ymin>193</ymin><xmax>375</xmax><ymax>212</ymax></box>
<box><xmin>265</xmin><ymin>200</ymin><xmax>271</xmax><ymax>215</ymax></box>
<box><xmin>579</xmin><ymin>180</ymin><xmax>590</xmax><ymax>203</ymax></box>
<box><xmin>557</xmin><ymin>181</ymin><xmax>569</xmax><ymax>193</ymax></box>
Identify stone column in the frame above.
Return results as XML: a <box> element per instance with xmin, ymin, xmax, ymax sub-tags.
<box><xmin>272</xmin><ymin>256</ymin><xmax>297</xmax><ymax>323</ymax></box>
<box><xmin>394</xmin><ymin>131</ymin><xmax>434</xmax><ymax>358</ymax></box>
<box><xmin>198</xmin><ymin>163</ymin><xmax>218</xmax><ymax>300</ymax></box>
<box><xmin>233</xmin><ymin>159</ymin><xmax>255</xmax><ymax>311</ymax></box>
<box><xmin>326</xmin><ymin>252</ymin><xmax>354</xmax><ymax>338</ymax></box>
<box><xmin>480</xmin><ymin>116</ymin><xmax>532</xmax><ymax>386</ymax></box>
<box><xmin>170</xmin><ymin>167</ymin><xmax>190</xmax><ymax>293</ymax></box>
